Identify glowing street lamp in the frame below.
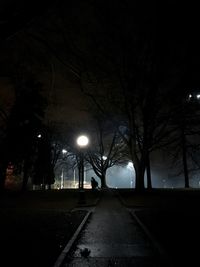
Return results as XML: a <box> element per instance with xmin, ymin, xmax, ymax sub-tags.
<box><xmin>76</xmin><ymin>135</ymin><xmax>89</xmax><ymax>147</ymax></box>
<box><xmin>76</xmin><ymin>135</ymin><xmax>89</xmax><ymax>189</ymax></box>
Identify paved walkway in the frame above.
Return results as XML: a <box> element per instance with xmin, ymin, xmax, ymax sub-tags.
<box><xmin>62</xmin><ymin>190</ymin><xmax>169</xmax><ymax>266</ymax></box>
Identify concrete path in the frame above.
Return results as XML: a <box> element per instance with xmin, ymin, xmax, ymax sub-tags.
<box><xmin>62</xmin><ymin>190</ymin><xmax>168</xmax><ymax>266</ymax></box>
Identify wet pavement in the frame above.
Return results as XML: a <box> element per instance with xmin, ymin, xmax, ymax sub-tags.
<box><xmin>62</xmin><ymin>190</ymin><xmax>169</xmax><ymax>266</ymax></box>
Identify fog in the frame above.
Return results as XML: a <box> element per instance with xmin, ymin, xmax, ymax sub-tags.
<box><xmin>84</xmin><ymin>164</ymin><xmax>200</xmax><ymax>189</ymax></box>
<box><xmin>55</xmin><ymin>156</ymin><xmax>200</xmax><ymax>189</ymax></box>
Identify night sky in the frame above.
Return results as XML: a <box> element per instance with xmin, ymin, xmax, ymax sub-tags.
<box><xmin>1</xmin><ymin>1</ymin><xmax>200</xmax><ymax>125</ymax></box>
<box><xmin>1</xmin><ymin>1</ymin><xmax>90</xmax><ymax>127</ymax></box>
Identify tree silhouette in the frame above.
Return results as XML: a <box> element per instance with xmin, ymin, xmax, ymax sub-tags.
<box><xmin>167</xmin><ymin>89</ymin><xmax>200</xmax><ymax>188</ymax></box>
<box><xmin>33</xmin><ymin>130</ymin><xmax>55</xmax><ymax>189</ymax></box>
<box><xmin>1</xmin><ymin>72</ymin><xmax>47</xmax><ymax>191</ymax></box>
<box><xmin>86</xmin><ymin>117</ymin><xmax>126</xmax><ymax>188</ymax></box>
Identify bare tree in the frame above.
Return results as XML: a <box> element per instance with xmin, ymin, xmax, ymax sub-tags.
<box><xmin>86</xmin><ymin>118</ymin><xmax>126</xmax><ymax>188</ymax></box>
<box><xmin>1</xmin><ymin>0</ymin><xmax>191</xmax><ymax>192</ymax></box>
<box><xmin>166</xmin><ymin>90</ymin><xmax>200</xmax><ymax>188</ymax></box>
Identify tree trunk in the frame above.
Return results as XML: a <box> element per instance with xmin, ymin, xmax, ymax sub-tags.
<box><xmin>0</xmin><ymin>159</ymin><xmax>9</xmax><ymax>193</ymax></box>
<box><xmin>100</xmin><ymin>173</ymin><xmax>108</xmax><ymax>189</ymax></box>
<box><xmin>21</xmin><ymin>160</ymin><xmax>29</xmax><ymax>192</ymax></box>
<box><xmin>135</xmin><ymin>163</ymin><xmax>145</xmax><ymax>192</ymax></box>
<box><xmin>146</xmin><ymin>152</ymin><xmax>152</xmax><ymax>190</ymax></box>
<box><xmin>47</xmin><ymin>184</ymin><xmax>51</xmax><ymax>190</ymax></box>
<box><xmin>78</xmin><ymin>165</ymin><xmax>81</xmax><ymax>188</ymax></box>
<box><xmin>78</xmin><ymin>154</ymin><xmax>84</xmax><ymax>189</ymax></box>
<box><xmin>0</xmin><ymin>165</ymin><xmax>7</xmax><ymax>193</ymax></box>
<box><xmin>181</xmin><ymin>128</ymin><xmax>189</xmax><ymax>188</ymax></box>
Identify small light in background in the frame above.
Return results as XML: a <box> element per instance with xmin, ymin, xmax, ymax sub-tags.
<box><xmin>127</xmin><ymin>161</ymin><xmax>133</xmax><ymax>169</ymax></box>
<box><xmin>62</xmin><ymin>149</ymin><xmax>67</xmax><ymax>154</ymax></box>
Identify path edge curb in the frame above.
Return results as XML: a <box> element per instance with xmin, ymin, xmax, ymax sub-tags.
<box><xmin>116</xmin><ymin>191</ymin><xmax>173</xmax><ymax>266</ymax></box>
<box><xmin>53</xmin><ymin>210</ymin><xmax>93</xmax><ymax>267</ymax></box>
<box><xmin>129</xmin><ymin>209</ymin><xmax>174</xmax><ymax>267</ymax></box>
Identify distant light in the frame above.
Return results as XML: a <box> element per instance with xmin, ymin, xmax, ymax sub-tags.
<box><xmin>102</xmin><ymin>156</ymin><xmax>107</xmax><ymax>160</ymax></box>
<box><xmin>127</xmin><ymin>161</ymin><xmax>133</xmax><ymax>169</ymax></box>
<box><xmin>62</xmin><ymin>149</ymin><xmax>67</xmax><ymax>154</ymax></box>
<box><xmin>189</xmin><ymin>94</ymin><xmax>192</xmax><ymax>99</ymax></box>
<box><xmin>76</xmin><ymin>135</ymin><xmax>89</xmax><ymax>147</ymax></box>
<box><xmin>37</xmin><ymin>134</ymin><xmax>42</xmax><ymax>138</ymax></box>
<box><xmin>196</xmin><ymin>94</ymin><xmax>200</xmax><ymax>99</ymax></box>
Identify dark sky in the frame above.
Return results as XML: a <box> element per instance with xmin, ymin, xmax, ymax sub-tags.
<box><xmin>1</xmin><ymin>1</ymin><xmax>200</xmax><ymax>126</ymax></box>
<box><xmin>0</xmin><ymin>1</ymin><xmax>93</xmax><ymax>126</ymax></box>
<box><xmin>0</xmin><ymin>1</ymin><xmax>55</xmax><ymax>41</ymax></box>
<box><xmin>0</xmin><ymin>1</ymin><xmax>198</xmax><ymax>67</ymax></box>
<box><xmin>0</xmin><ymin>1</ymin><xmax>198</xmax><ymax>76</ymax></box>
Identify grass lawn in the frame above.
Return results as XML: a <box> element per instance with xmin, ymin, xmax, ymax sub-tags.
<box><xmin>0</xmin><ymin>189</ymin><xmax>100</xmax><ymax>267</ymax></box>
<box><xmin>118</xmin><ymin>188</ymin><xmax>200</xmax><ymax>266</ymax></box>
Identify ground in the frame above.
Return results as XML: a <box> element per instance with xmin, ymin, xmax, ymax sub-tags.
<box><xmin>118</xmin><ymin>188</ymin><xmax>200</xmax><ymax>266</ymax></box>
<box><xmin>1</xmin><ymin>188</ymin><xmax>200</xmax><ymax>267</ymax></box>
<box><xmin>0</xmin><ymin>189</ymin><xmax>99</xmax><ymax>267</ymax></box>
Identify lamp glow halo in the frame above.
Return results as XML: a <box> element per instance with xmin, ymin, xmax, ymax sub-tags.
<box><xmin>76</xmin><ymin>135</ymin><xmax>89</xmax><ymax>147</ymax></box>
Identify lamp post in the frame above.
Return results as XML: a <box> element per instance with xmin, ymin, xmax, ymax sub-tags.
<box><xmin>61</xmin><ymin>149</ymin><xmax>67</xmax><ymax>189</ymax></box>
<box><xmin>76</xmin><ymin>135</ymin><xmax>89</xmax><ymax>204</ymax></box>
